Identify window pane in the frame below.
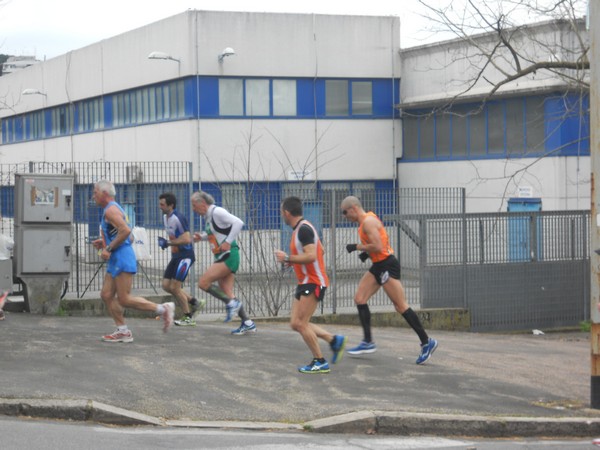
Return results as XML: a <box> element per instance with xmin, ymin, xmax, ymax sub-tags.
<box><xmin>326</xmin><ymin>80</ymin><xmax>348</xmax><ymax>116</ymax></box>
<box><xmin>451</xmin><ymin>106</ymin><xmax>469</xmax><ymax>157</ymax></box>
<box><xmin>352</xmin><ymin>81</ymin><xmax>372</xmax><ymax>115</ymax></box>
<box><xmin>469</xmin><ymin>108</ymin><xmax>486</xmax><ymax>156</ymax></box>
<box><xmin>136</xmin><ymin>91</ymin><xmax>143</xmax><ymax>123</ymax></box>
<box><xmin>245</xmin><ymin>79</ymin><xmax>270</xmax><ymax>116</ymax></box>
<box><xmin>487</xmin><ymin>102</ymin><xmax>504</xmax><ymax>154</ymax></box>
<box><xmin>525</xmin><ymin>96</ymin><xmax>545</xmax><ymax>153</ymax></box>
<box><xmin>273</xmin><ymin>79</ymin><xmax>296</xmax><ymax>116</ymax></box>
<box><xmin>420</xmin><ymin>115</ymin><xmax>434</xmax><ymax>158</ymax></box>
<box><xmin>177</xmin><ymin>80</ymin><xmax>185</xmax><ymax>117</ymax></box>
<box><xmin>402</xmin><ymin>115</ymin><xmax>419</xmax><ymax>159</ymax></box>
<box><xmin>149</xmin><ymin>88</ymin><xmax>156</xmax><ymax>122</ymax></box>
<box><xmin>156</xmin><ymin>88</ymin><xmax>164</xmax><ymax>120</ymax></box>
<box><xmin>506</xmin><ymin>98</ymin><xmax>524</xmax><ymax>156</ymax></box>
<box><xmin>142</xmin><ymin>89</ymin><xmax>149</xmax><ymax>122</ymax></box>
<box><xmin>219</xmin><ymin>79</ymin><xmax>243</xmax><ymax>116</ymax></box>
<box><xmin>435</xmin><ymin>113</ymin><xmax>450</xmax><ymax>157</ymax></box>
<box><xmin>163</xmin><ymin>87</ymin><xmax>170</xmax><ymax>119</ymax></box>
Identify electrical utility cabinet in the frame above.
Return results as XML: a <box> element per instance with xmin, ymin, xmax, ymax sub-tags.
<box><xmin>14</xmin><ymin>174</ymin><xmax>74</xmax><ymax>314</ymax></box>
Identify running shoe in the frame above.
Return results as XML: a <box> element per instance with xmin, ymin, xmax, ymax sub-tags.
<box><xmin>231</xmin><ymin>321</ymin><xmax>257</xmax><ymax>335</ymax></box>
<box><xmin>174</xmin><ymin>316</ymin><xmax>196</xmax><ymax>327</ymax></box>
<box><xmin>347</xmin><ymin>340</ymin><xmax>377</xmax><ymax>356</ymax></box>
<box><xmin>162</xmin><ymin>302</ymin><xmax>175</xmax><ymax>332</ymax></box>
<box><xmin>330</xmin><ymin>335</ymin><xmax>348</xmax><ymax>364</ymax></box>
<box><xmin>416</xmin><ymin>338</ymin><xmax>438</xmax><ymax>365</ymax></box>
<box><xmin>298</xmin><ymin>358</ymin><xmax>330</xmax><ymax>374</ymax></box>
<box><xmin>101</xmin><ymin>330</ymin><xmax>134</xmax><ymax>343</ymax></box>
<box><xmin>224</xmin><ymin>299</ymin><xmax>241</xmax><ymax>323</ymax></box>
<box><xmin>190</xmin><ymin>297</ymin><xmax>206</xmax><ymax>320</ymax></box>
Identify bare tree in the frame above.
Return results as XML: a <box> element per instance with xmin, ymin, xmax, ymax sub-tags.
<box><xmin>414</xmin><ymin>0</ymin><xmax>588</xmax><ymax>104</ymax></box>
<box><xmin>400</xmin><ymin>0</ymin><xmax>590</xmax><ymax>211</ymax></box>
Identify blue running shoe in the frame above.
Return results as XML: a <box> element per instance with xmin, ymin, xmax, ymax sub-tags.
<box><xmin>298</xmin><ymin>359</ymin><xmax>330</xmax><ymax>374</ymax></box>
<box><xmin>330</xmin><ymin>335</ymin><xmax>348</xmax><ymax>364</ymax></box>
<box><xmin>416</xmin><ymin>338</ymin><xmax>438</xmax><ymax>365</ymax></box>
<box><xmin>224</xmin><ymin>299</ymin><xmax>241</xmax><ymax>323</ymax></box>
<box><xmin>347</xmin><ymin>340</ymin><xmax>377</xmax><ymax>356</ymax></box>
<box><xmin>231</xmin><ymin>321</ymin><xmax>257</xmax><ymax>335</ymax></box>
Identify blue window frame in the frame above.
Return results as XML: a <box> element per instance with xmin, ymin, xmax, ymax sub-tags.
<box><xmin>401</xmin><ymin>93</ymin><xmax>589</xmax><ymax>162</ymax></box>
<box><xmin>1</xmin><ymin>76</ymin><xmax>399</xmax><ymax>145</ymax></box>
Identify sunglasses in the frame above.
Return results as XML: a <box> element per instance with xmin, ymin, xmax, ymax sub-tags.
<box><xmin>342</xmin><ymin>208</ymin><xmax>349</xmax><ymax>215</ymax></box>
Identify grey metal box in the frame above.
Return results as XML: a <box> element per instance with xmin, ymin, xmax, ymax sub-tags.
<box><xmin>15</xmin><ymin>174</ymin><xmax>73</xmax><ymax>224</ymax></box>
<box><xmin>15</xmin><ymin>227</ymin><xmax>71</xmax><ymax>275</ymax></box>
<box><xmin>0</xmin><ymin>259</ymin><xmax>12</xmax><ymax>292</ymax></box>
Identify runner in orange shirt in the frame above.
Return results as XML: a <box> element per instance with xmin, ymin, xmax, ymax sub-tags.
<box><xmin>341</xmin><ymin>195</ymin><xmax>438</xmax><ymax>365</ymax></box>
<box><xmin>275</xmin><ymin>196</ymin><xmax>347</xmax><ymax>374</ymax></box>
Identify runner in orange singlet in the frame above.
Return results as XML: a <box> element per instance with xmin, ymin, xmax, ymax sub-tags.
<box><xmin>275</xmin><ymin>196</ymin><xmax>347</xmax><ymax>374</ymax></box>
<box><xmin>341</xmin><ymin>195</ymin><xmax>438</xmax><ymax>365</ymax></box>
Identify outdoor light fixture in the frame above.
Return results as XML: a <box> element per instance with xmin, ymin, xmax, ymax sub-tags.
<box><xmin>147</xmin><ymin>51</ymin><xmax>180</xmax><ymax>63</ymax></box>
<box><xmin>22</xmin><ymin>88</ymin><xmax>47</xmax><ymax>96</ymax></box>
<box><xmin>218</xmin><ymin>47</ymin><xmax>236</xmax><ymax>62</ymax></box>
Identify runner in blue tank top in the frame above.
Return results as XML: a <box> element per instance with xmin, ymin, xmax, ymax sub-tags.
<box><xmin>92</xmin><ymin>179</ymin><xmax>174</xmax><ymax>342</ymax></box>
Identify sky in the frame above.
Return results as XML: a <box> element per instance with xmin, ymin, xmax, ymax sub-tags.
<box><xmin>0</xmin><ymin>0</ymin><xmax>445</xmax><ymax>60</ymax></box>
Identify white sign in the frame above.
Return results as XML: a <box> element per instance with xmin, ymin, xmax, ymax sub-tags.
<box><xmin>288</xmin><ymin>170</ymin><xmax>312</xmax><ymax>181</ymax></box>
<box><xmin>517</xmin><ymin>186</ymin><xmax>533</xmax><ymax>198</ymax></box>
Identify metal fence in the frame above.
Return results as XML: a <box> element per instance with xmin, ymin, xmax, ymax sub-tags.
<box><xmin>396</xmin><ymin>188</ymin><xmax>590</xmax><ymax>331</ymax></box>
<box><xmin>0</xmin><ymin>164</ymin><xmax>591</xmax><ymax>331</ymax></box>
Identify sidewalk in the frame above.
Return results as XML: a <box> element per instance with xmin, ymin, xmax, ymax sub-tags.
<box><xmin>0</xmin><ymin>306</ymin><xmax>599</xmax><ymax>437</ymax></box>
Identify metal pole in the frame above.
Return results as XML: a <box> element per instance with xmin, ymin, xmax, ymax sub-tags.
<box><xmin>589</xmin><ymin>0</ymin><xmax>600</xmax><ymax>409</ymax></box>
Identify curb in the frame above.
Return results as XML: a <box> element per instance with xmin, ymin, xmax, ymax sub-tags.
<box><xmin>305</xmin><ymin>410</ymin><xmax>600</xmax><ymax>438</ymax></box>
<box><xmin>2</xmin><ymin>398</ymin><xmax>600</xmax><ymax>437</ymax></box>
<box><xmin>0</xmin><ymin>398</ymin><xmax>161</xmax><ymax>426</ymax></box>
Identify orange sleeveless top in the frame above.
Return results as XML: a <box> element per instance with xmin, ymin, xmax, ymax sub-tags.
<box><xmin>358</xmin><ymin>211</ymin><xmax>393</xmax><ymax>263</ymax></box>
<box><xmin>290</xmin><ymin>220</ymin><xmax>329</xmax><ymax>286</ymax></box>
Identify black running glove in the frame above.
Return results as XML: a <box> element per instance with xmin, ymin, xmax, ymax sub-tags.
<box><xmin>346</xmin><ymin>244</ymin><xmax>358</xmax><ymax>253</ymax></box>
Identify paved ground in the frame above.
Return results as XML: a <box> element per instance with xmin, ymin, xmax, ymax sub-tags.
<box><xmin>0</xmin><ymin>308</ymin><xmax>599</xmax><ymax>437</ymax></box>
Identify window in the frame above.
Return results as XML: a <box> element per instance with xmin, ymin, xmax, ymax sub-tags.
<box><xmin>79</xmin><ymin>98</ymin><xmax>104</xmax><ymax>132</ymax></box>
<box><xmin>402</xmin><ymin>94</ymin><xmax>589</xmax><ymax>162</ymax></box>
<box><xmin>326</xmin><ymin>80</ymin><xmax>348</xmax><ymax>116</ymax></box>
<box><xmin>451</xmin><ymin>106</ymin><xmax>470</xmax><ymax>157</ymax></box>
<box><xmin>245</xmin><ymin>79</ymin><xmax>270</xmax><ymax>116</ymax></box>
<box><xmin>51</xmin><ymin>105</ymin><xmax>74</xmax><ymax>136</ymax></box>
<box><xmin>219</xmin><ymin>79</ymin><xmax>243</xmax><ymax>116</ymax></box>
<box><xmin>435</xmin><ymin>112</ymin><xmax>451</xmax><ymax>157</ymax></box>
<box><xmin>487</xmin><ymin>102</ymin><xmax>504</xmax><ymax>154</ymax></box>
<box><xmin>506</xmin><ymin>99</ymin><xmax>524</xmax><ymax>156</ymax></box>
<box><xmin>420</xmin><ymin>115</ymin><xmax>434</xmax><ymax>159</ymax></box>
<box><xmin>525</xmin><ymin>97</ymin><xmax>545</xmax><ymax>154</ymax></box>
<box><xmin>469</xmin><ymin>108</ymin><xmax>486</xmax><ymax>156</ymax></box>
<box><xmin>273</xmin><ymin>80</ymin><xmax>296</xmax><ymax>116</ymax></box>
<box><xmin>402</xmin><ymin>115</ymin><xmax>419</xmax><ymax>159</ymax></box>
<box><xmin>352</xmin><ymin>82</ymin><xmax>372</xmax><ymax>115</ymax></box>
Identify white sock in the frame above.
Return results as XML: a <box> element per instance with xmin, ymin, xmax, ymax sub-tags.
<box><xmin>156</xmin><ymin>304</ymin><xmax>165</xmax><ymax>315</ymax></box>
<box><xmin>117</xmin><ymin>325</ymin><xmax>128</xmax><ymax>332</ymax></box>
<box><xmin>244</xmin><ymin>320</ymin><xmax>253</xmax><ymax>326</ymax></box>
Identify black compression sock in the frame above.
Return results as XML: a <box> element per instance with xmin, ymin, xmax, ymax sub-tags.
<box><xmin>357</xmin><ymin>304</ymin><xmax>372</xmax><ymax>343</ymax></box>
<box><xmin>402</xmin><ymin>308</ymin><xmax>429</xmax><ymax>345</ymax></box>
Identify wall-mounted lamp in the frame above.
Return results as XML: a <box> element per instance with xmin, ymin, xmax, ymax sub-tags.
<box><xmin>147</xmin><ymin>51</ymin><xmax>180</xmax><ymax>63</ymax></box>
<box><xmin>22</xmin><ymin>88</ymin><xmax>47</xmax><ymax>96</ymax></box>
<box><xmin>218</xmin><ymin>47</ymin><xmax>236</xmax><ymax>62</ymax></box>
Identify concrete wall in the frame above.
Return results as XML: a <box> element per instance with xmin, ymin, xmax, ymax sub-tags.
<box><xmin>397</xmin><ymin>156</ymin><xmax>590</xmax><ymax>212</ymax></box>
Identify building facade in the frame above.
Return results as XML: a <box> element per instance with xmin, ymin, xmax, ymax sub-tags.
<box><xmin>0</xmin><ymin>11</ymin><xmax>590</xmax><ymax>213</ymax></box>
<box><xmin>0</xmin><ymin>11</ymin><xmax>400</xmax><ymax>196</ymax></box>
<box><xmin>398</xmin><ymin>19</ymin><xmax>590</xmax><ymax>212</ymax></box>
